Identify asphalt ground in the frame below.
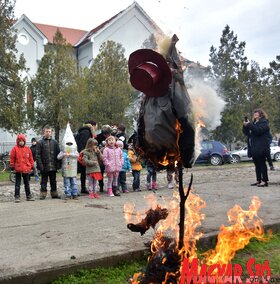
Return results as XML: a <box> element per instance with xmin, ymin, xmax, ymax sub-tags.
<box><xmin>0</xmin><ymin>164</ymin><xmax>279</xmax><ymax>283</ymax></box>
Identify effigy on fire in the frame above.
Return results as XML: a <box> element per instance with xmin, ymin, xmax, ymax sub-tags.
<box><xmin>126</xmin><ymin>34</ymin><xmax>196</xmax><ymax>283</ymax></box>
<box><xmin>125</xmin><ymin>35</ymin><xmax>268</xmax><ymax>284</ymax></box>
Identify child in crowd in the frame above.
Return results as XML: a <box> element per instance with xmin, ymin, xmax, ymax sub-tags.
<box><xmin>10</xmin><ymin>134</ymin><xmax>35</xmax><ymax>202</ymax></box>
<box><xmin>83</xmin><ymin>138</ymin><xmax>103</xmax><ymax>199</ymax></box>
<box><xmin>29</xmin><ymin>137</ymin><xmax>40</xmax><ymax>181</ymax></box>
<box><xmin>128</xmin><ymin>143</ymin><xmax>142</xmax><ymax>191</ymax></box>
<box><xmin>57</xmin><ymin>123</ymin><xmax>79</xmax><ymax>200</ymax></box>
<box><xmin>146</xmin><ymin>160</ymin><xmax>158</xmax><ymax>190</ymax></box>
<box><xmin>167</xmin><ymin>168</ymin><xmax>179</xmax><ymax>189</ymax></box>
<box><xmin>102</xmin><ymin>136</ymin><xmax>123</xmax><ymax>197</ymax></box>
<box><xmin>116</xmin><ymin>140</ymin><xmax>131</xmax><ymax>193</ymax></box>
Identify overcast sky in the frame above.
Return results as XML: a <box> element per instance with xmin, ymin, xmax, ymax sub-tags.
<box><xmin>14</xmin><ymin>0</ymin><xmax>280</xmax><ymax>68</ymax></box>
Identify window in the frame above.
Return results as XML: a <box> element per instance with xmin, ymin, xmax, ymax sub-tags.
<box><xmin>18</xmin><ymin>33</ymin><xmax>29</xmax><ymax>45</ymax></box>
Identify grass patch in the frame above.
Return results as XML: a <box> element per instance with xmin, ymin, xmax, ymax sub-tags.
<box><xmin>51</xmin><ymin>259</ymin><xmax>147</xmax><ymax>284</ymax></box>
<box><xmin>0</xmin><ymin>171</ymin><xmax>10</xmax><ymax>182</ymax></box>
<box><xmin>52</xmin><ymin>234</ymin><xmax>280</xmax><ymax>283</ymax></box>
<box><xmin>232</xmin><ymin>234</ymin><xmax>280</xmax><ymax>275</ymax></box>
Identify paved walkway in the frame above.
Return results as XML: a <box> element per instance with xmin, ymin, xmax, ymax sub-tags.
<box><xmin>0</xmin><ymin>164</ymin><xmax>279</xmax><ymax>283</ymax></box>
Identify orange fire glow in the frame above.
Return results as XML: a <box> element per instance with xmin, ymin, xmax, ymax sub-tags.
<box><xmin>125</xmin><ymin>190</ymin><xmax>267</xmax><ymax>283</ymax></box>
<box><xmin>203</xmin><ymin>196</ymin><xmax>267</xmax><ymax>266</ymax></box>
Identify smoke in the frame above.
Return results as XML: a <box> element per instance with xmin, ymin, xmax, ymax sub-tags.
<box><xmin>124</xmin><ymin>93</ymin><xmax>143</xmax><ymax>131</ymax></box>
<box><xmin>184</xmin><ymin>75</ymin><xmax>226</xmax><ymax>160</ymax></box>
<box><xmin>186</xmin><ymin>77</ymin><xmax>226</xmax><ymax>131</ymax></box>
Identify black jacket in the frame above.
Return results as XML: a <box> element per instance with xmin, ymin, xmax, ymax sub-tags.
<box><xmin>76</xmin><ymin>126</ymin><xmax>93</xmax><ymax>152</ymax></box>
<box><xmin>30</xmin><ymin>144</ymin><xmax>37</xmax><ymax>161</ymax></box>
<box><xmin>243</xmin><ymin>118</ymin><xmax>270</xmax><ymax>158</ymax></box>
<box><xmin>36</xmin><ymin>137</ymin><xmax>60</xmax><ymax>172</ymax></box>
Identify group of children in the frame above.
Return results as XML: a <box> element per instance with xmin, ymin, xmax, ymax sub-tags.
<box><xmin>9</xmin><ymin>127</ymin><xmax>161</xmax><ymax>202</ymax></box>
<box><xmin>80</xmin><ymin>135</ymin><xmax>148</xmax><ymax>198</ymax></box>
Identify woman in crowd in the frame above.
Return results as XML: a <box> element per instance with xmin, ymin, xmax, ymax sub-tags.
<box><xmin>243</xmin><ymin>109</ymin><xmax>270</xmax><ymax>187</ymax></box>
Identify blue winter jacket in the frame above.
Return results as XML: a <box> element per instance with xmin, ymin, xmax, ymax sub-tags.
<box><xmin>121</xmin><ymin>150</ymin><xmax>132</xmax><ymax>172</ymax></box>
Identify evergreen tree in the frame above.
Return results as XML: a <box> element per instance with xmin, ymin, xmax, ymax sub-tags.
<box><xmin>30</xmin><ymin>30</ymin><xmax>79</xmax><ymax>141</ymax></box>
<box><xmin>0</xmin><ymin>0</ymin><xmax>27</xmax><ymax>132</ymax></box>
<box><xmin>267</xmin><ymin>55</ymin><xmax>280</xmax><ymax>133</ymax></box>
<box><xmin>209</xmin><ymin>25</ymin><xmax>249</xmax><ymax>144</ymax></box>
<box><xmin>87</xmin><ymin>40</ymin><xmax>134</xmax><ymax>126</ymax></box>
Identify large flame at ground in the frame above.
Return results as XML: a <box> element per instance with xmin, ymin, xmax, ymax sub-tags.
<box><xmin>124</xmin><ymin>189</ymin><xmax>267</xmax><ymax>283</ymax></box>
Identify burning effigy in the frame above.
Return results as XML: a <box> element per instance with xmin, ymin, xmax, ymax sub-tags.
<box><xmin>128</xmin><ymin>34</ymin><xmax>195</xmax><ymax>170</ymax></box>
<box><xmin>126</xmin><ymin>35</ymin><xmax>269</xmax><ymax>283</ymax></box>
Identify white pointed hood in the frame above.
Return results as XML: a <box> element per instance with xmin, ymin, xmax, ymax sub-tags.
<box><xmin>61</xmin><ymin>123</ymin><xmax>77</xmax><ymax>151</ymax></box>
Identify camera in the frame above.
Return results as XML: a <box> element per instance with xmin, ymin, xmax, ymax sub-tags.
<box><xmin>244</xmin><ymin>116</ymin><xmax>248</xmax><ymax>122</ymax></box>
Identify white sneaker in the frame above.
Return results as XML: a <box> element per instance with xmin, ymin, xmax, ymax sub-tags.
<box><xmin>167</xmin><ymin>183</ymin><xmax>174</xmax><ymax>189</ymax></box>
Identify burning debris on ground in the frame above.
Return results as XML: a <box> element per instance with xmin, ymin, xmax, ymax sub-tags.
<box><xmin>125</xmin><ymin>193</ymin><xmax>267</xmax><ymax>284</ymax></box>
<box><xmin>127</xmin><ymin>206</ymin><xmax>169</xmax><ymax>236</ymax></box>
<box><xmin>134</xmin><ymin>235</ymin><xmax>181</xmax><ymax>284</ymax></box>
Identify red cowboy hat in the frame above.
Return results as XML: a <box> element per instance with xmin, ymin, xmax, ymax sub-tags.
<box><xmin>128</xmin><ymin>49</ymin><xmax>172</xmax><ymax>97</ymax></box>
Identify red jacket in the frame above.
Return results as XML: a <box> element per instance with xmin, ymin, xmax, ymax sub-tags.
<box><xmin>10</xmin><ymin>134</ymin><xmax>34</xmax><ymax>173</ymax></box>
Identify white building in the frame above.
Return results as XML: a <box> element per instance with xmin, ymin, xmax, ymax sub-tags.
<box><xmin>1</xmin><ymin>1</ymin><xmax>164</xmax><ymax>151</ymax></box>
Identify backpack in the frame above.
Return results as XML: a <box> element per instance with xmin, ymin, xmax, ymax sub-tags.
<box><xmin>78</xmin><ymin>151</ymin><xmax>86</xmax><ymax>166</ymax></box>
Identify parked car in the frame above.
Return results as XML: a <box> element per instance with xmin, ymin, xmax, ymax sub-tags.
<box><xmin>230</xmin><ymin>140</ymin><xmax>280</xmax><ymax>163</ymax></box>
<box><xmin>195</xmin><ymin>140</ymin><xmax>231</xmax><ymax>166</ymax></box>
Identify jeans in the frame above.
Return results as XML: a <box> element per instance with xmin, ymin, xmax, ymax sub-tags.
<box><xmin>64</xmin><ymin>177</ymin><xmax>78</xmax><ymax>197</ymax></box>
<box><xmin>132</xmin><ymin>170</ymin><xmax>140</xmax><ymax>190</ymax></box>
<box><xmin>146</xmin><ymin>166</ymin><xmax>157</xmax><ymax>184</ymax></box>
<box><xmin>118</xmin><ymin>171</ymin><xmax>127</xmax><ymax>191</ymax></box>
<box><xmin>15</xmin><ymin>172</ymin><xmax>31</xmax><ymax>197</ymax></box>
<box><xmin>40</xmin><ymin>171</ymin><xmax>57</xmax><ymax>192</ymax></box>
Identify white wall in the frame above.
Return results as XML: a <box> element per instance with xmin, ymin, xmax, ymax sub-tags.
<box><xmin>78</xmin><ymin>5</ymin><xmax>159</xmax><ymax>68</ymax></box>
<box><xmin>13</xmin><ymin>17</ymin><xmax>46</xmax><ymax>78</ymax></box>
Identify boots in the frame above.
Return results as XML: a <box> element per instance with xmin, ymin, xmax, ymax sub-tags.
<box><xmin>152</xmin><ymin>182</ymin><xmax>158</xmax><ymax>190</ymax></box>
<box><xmin>51</xmin><ymin>191</ymin><xmax>61</xmax><ymax>199</ymax></box>
<box><xmin>107</xmin><ymin>188</ymin><xmax>114</xmax><ymax>197</ymax></box>
<box><xmin>112</xmin><ymin>186</ymin><xmax>121</xmax><ymax>196</ymax></box>
<box><xmin>40</xmin><ymin>191</ymin><xmax>47</xmax><ymax>200</ymax></box>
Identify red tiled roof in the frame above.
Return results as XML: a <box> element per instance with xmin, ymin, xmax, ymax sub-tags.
<box><xmin>34</xmin><ymin>23</ymin><xmax>88</xmax><ymax>46</ymax></box>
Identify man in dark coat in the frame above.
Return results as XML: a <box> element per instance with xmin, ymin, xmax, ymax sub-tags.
<box><xmin>76</xmin><ymin>120</ymin><xmax>97</xmax><ymax>194</ymax></box>
<box><xmin>36</xmin><ymin>125</ymin><xmax>61</xmax><ymax>199</ymax></box>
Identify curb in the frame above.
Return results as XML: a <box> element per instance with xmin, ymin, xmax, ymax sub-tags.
<box><xmin>0</xmin><ymin>222</ymin><xmax>279</xmax><ymax>284</ymax></box>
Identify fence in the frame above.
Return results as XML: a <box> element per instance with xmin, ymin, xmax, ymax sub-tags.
<box><xmin>0</xmin><ymin>142</ymin><xmax>31</xmax><ymax>154</ymax></box>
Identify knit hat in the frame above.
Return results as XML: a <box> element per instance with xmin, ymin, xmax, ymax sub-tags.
<box><xmin>116</xmin><ymin>140</ymin><xmax>123</xmax><ymax>147</ymax></box>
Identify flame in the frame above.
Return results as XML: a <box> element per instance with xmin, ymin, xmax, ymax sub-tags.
<box><xmin>197</xmin><ymin>119</ymin><xmax>206</xmax><ymax>128</ymax></box>
<box><xmin>125</xmin><ymin>190</ymin><xmax>267</xmax><ymax>284</ymax></box>
<box><xmin>203</xmin><ymin>196</ymin><xmax>267</xmax><ymax>266</ymax></box>
<box><xmin>158</xmin><ymin>154</ymin><xmax>170</xmax><ymax>166</ymax></box>
<box><xmin>157</xmin><ymin>121</ymin><xmax>182</xmax><ymax>167</ymax></box>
